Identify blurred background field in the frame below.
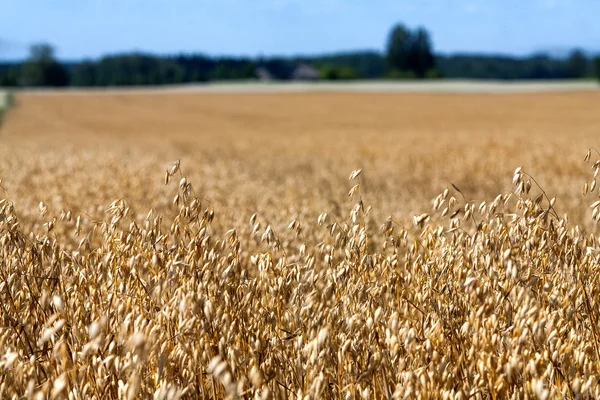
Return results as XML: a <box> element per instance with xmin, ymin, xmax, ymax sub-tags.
<box><xmin>2</xmin><ymin>89</ymin><xmax>599</xmax><ymax>230</ymax></box>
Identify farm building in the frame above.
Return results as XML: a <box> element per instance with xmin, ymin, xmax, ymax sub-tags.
<box><xmin>291</xmin><ymin>64</ymin><xmax>320</xmax><ymax>81</ymax></box>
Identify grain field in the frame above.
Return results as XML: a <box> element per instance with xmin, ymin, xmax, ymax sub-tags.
<box><xmin>1</xmin><ymin>91</ymin><xmax>600</xmax><ymax>399</ymax></box>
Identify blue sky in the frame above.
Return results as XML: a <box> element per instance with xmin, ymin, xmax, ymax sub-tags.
<box><xmin>1</xmin><ymin>0</ymin><xmax>598</xmax><ymax>60</ymax></box>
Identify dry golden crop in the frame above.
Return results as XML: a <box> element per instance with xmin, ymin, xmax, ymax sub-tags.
<box><xmin>0</xmin><ymin>91</ymin><xmax>600</xmax><ymax>399</ymax></box>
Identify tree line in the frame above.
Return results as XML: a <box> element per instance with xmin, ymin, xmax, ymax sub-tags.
<box><xmin>1</xmin><ymin>23</ymin><xmax>598</xmax><ymax>87</ymax></box>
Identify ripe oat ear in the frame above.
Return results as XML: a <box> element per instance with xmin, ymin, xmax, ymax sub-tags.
<box><xmin>38</xmin><ymin>201</ymin><xmax>48</xmax><ymax>217</ymax></box>
<box><xmin>349</xmin><ymin>169</ymin><xmax>362</xmax><ymax>180</ymax></box>
<box><xmin>169</xmin><ymin>160</ymin><xmax>180</xmax><ymax>176</ymax></box>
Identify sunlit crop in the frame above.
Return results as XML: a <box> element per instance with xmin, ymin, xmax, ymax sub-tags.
<box><xmin>1</xmin><ymin>92</ymin><xmax>600</xmax><ymax>399</ymax></box>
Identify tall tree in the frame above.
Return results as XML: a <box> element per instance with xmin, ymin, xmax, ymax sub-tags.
<box><xmin>407</xmin><ymin>27</ymin><xmax>435</xmax><ymax>78</ymax></box>
<box><xmin>386</xmin><ymin>24</ymin><xmax>412</xmax><ymax>73</ymax></box>
<box><xmin>595</xmin><ymin>56</ymin><xmax>600</xmax><ymax>82</ymax></box>
<box><xmin>386</xmin><ymin>24</ymin><xmax>435</xmax><ymax>78</ymax></box>
<box><xmin>21</xmin><ymin>44</ymin><xmax>69</xmax><ymax>86</ymax></box>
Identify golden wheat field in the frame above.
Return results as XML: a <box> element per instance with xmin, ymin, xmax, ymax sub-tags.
<box><xmin>1</xmin><ymin>90</ymin><xmax>600</xmax><ymax>399</ymax></box>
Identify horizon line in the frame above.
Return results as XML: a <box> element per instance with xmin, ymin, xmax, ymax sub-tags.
<box><xmin>1</xmin><ymin>46</ymin><xmax>599</xmax><ymax>64</ymax></box>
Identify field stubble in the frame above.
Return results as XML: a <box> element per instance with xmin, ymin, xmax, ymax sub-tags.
<box><xmin>0</xmin><ymin>91</ymin><xmax>599</xmax><ymax>398</ymax></box>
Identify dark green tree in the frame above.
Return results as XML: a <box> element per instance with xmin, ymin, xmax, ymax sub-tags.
<box><xmin>210</xmin><ymin>58</ymin><xmax>257</xmax><ymax>80</ymax></box>
<box><xmin>173</xmin><ymin>54</ymin><xmax>214</xmax><ymax>82</ymax></box>
<box><xmin>386</xmin><ymin>24</ymin><xmax>412</xmax><ymax>73</ymax></box>
<box><xmin>318</xmin><ymin>65</ymin><xmax>360</xmax><ymax>80</ymax></box>
<box><xmin>92</xmin><ymin>54</ymin><xmax>184</xmax><ymax>86</ymax></box>
<box><xmin>21</xmin><ymin>44</ymin><xmax>69</xmax><ymax>87</ymax></box>
<box><xmin>595</xmin><ymin>56</ymin><xmax>600</xmax><ymax>82</ymax></box>
<box><xmin>0</xmin><ymin>64</ymin><xmax>19</xmax><ymax>87</ymax></box>
<box><xmin>406</xmin><ymin>27</ymin><xmax>435</xmax><ymax>78</ymax></box>
<box><xmin>565</xmin><ymin>49</ymin><xmax>589</xmax><ymax>78</ymax></box>
<box><xmin>257</xmin><ymin>58</ymin><xmax>298</xmax><ymax>80</ymax></box>
<box><xmin>70</xmin><ymin>61</ymin><xmax>97</xmax><ymax>86</ymax></box>
<box><xmin>310</xmin><ymin>52</ymin><xmax>385</xmax><ymax>79</ymax></box>
<box><xmin>386</xmin><ymin>24</ymin><xmax>435</xmax><ymax>79</ymax></box>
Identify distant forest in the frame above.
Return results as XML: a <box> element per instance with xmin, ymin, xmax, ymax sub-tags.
<box><xmin>1</xmin><ymin>23</ymin><xmax>599</xmax><ymax>87</ymax></box>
